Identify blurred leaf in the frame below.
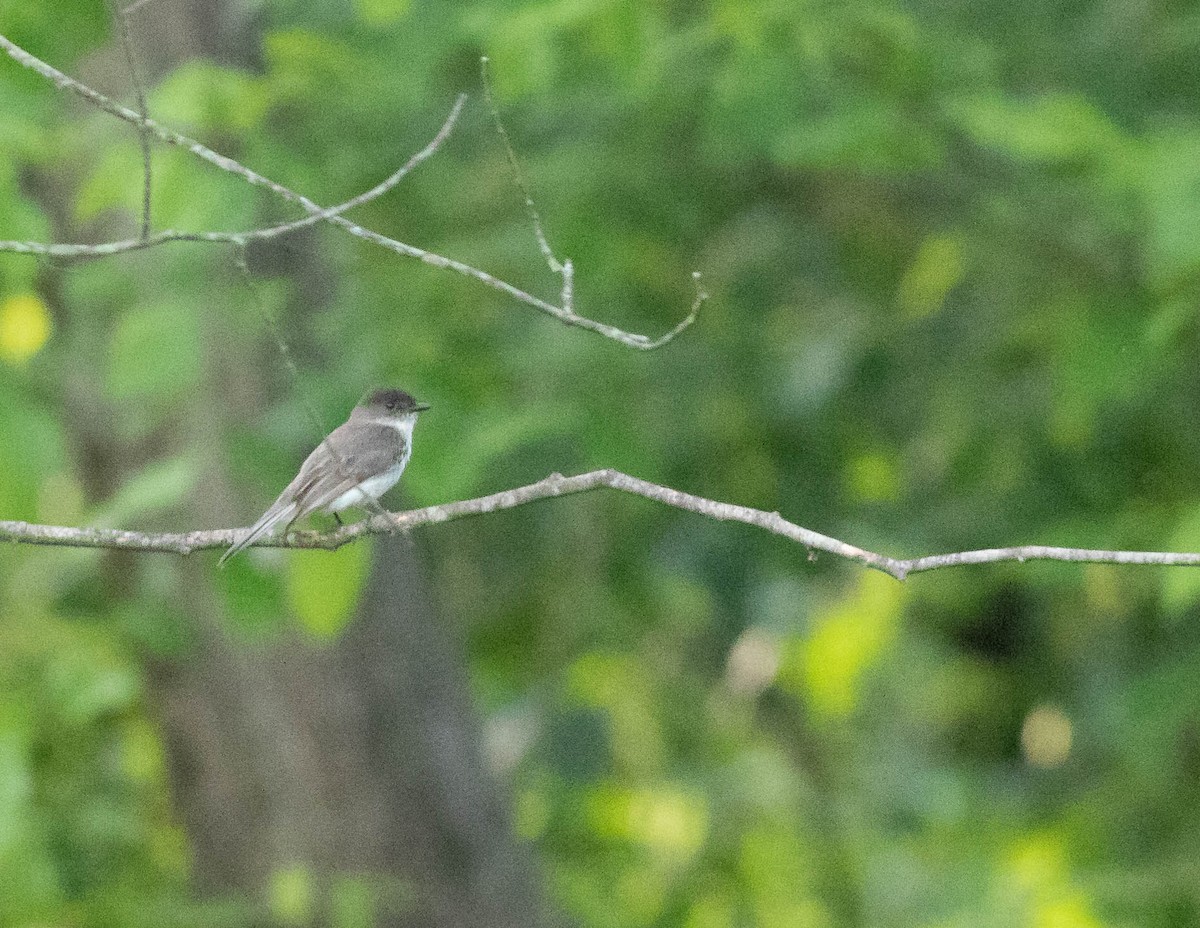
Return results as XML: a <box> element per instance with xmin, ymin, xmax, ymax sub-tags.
<box><xmin>1038</xmin><ymin>298</ymin><xmax>1146</xmax><ymax>449</ymax></box>
<box><xmin>774</xmin><ymin>101</ymin><xmax>944</xmax><ymax>174</ymax></box>
<box><xmin>586</xmin><ymin>782</ymin><xmax>708</xmax><ymax>862</ymax></box>
<box><xmin>285</xmin><ymin>540</ymin><xmax>371</xmax><ymax>638</ymax></box>
<box><xmin>264</xmin><ymin>29</ymin><xmax>361</xmax><ymax>102</ymax></box>
<box><xmin>1137</xmin><ymin>132</ymin><xmax>1200</xmax><ymax>289</ymax></box>
<box><xmin>150</xmin><ymin>61</ymin><xmax>268</xmax><ymax>134</ymax></box>
<box><xmin>221</xmin><ymin>555</ymin><xmax>289</xmax><ymax>637</ymax></box>
<box><xmin>947</xmin><ymin>93</ymin><xmax>1123</xmax><ymax>163</ymax></box>
<box><xmin>410</xmin><ymin>405</ymin><xmax>575</xmax><ymax>501</ymax></box>
<box><xmin>75</xmin><ymin>142</ymin><xmax>145</xmax><ymax>224</ymax></box>
<box><xmin>898</xmin><ymin>235</ymin><xmax>965</xmax><ymax>317</ymax></box>
<box><xmin>0</xmin><ymin>292</ymin><xmax>52</xmax><ymax>364</ymax></box>
<box><xmin>147</xmin><ymin>148</ymin><xmax>259</xmax><ymax>231</ymax></box>
<box><xmin>515</xmin><ymin>786</ymin><xmax>552</xmax><ymax>840</ymax></box>
<box><xmin>0</xmin><ymin>158</ymin><xmax>50</xmax><ymax>242</ymax></box>
<box><xmin>269</xmin><ymin>865</ymin><xmax>314</xmax><ymax>926</ymax></box>
<box><xmin>0</xmin><ymin>2</ymin><xmax>108</xmax><ymax>67</ymax></box>
<box><xmin>996</xmin><ymin>833</ymin><xmax>1103</xmax><ymax>927</ymax></box>
<box><xmin>90</xmin><ymin>455</ymin><xmax>199</xmax><ymax>527</ymax></box>
<box><xmin>51</xmin><ymin>655</ymin><xmax>139</xmax><ymax>727</ymax></box>
<box><xmin>783</xmin><ymin>571</ymin><xmax>904</xmax><ymax>718</ymax></box>
<box><xmin>0</xmin><ymin>384</ymin><xmax>64</xmax><ymax>522</ymax></box>
<box><xmin>353</xmin><ymin>0</ymin><xmax>411</xmax><ymax>26</ymax></box>
<box><xmin>739</xmin><ymin>823</ymin><xmax>828</xmax><ymax>926</ymax></box>
<box><xmin>568</xmin><ymin>652</ymin><xmax>663</xmax><ymax>776</ymax></box>
<box><xmin>846</xmin><ymin>449</ymin><xmax>900</xmax><ymax>503</ymax></box>
<box><xmin>120</xmin><ymin>717</ymin><xmax>166</xmax><ymax>786</ymax></box>
<box><xmin>331</xmin><ymin>875</ymin><xmax>378</xmax><ymax>928</ymax></box>
<box><xmin>105</xmin><ymin>304</ymin><xmax>202</xmax><ymax>402</ymax></box>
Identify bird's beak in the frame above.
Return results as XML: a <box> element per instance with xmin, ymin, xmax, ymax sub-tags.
<box><xmin>414</xmin><ymin>403</ymin><xmax>431</xmax><ymax>412</ymax></box>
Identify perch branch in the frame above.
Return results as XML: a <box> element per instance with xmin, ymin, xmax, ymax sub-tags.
<box><xmin>2</xmin><ymin>469</ymin><xmax>1199</xmax><ymax>581</ymax></box>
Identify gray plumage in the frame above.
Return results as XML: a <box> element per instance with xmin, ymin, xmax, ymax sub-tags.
<box><xmin>220</xmin><ymin>389</ymin><xmax>427</xmax><ymax>566</ymax></box>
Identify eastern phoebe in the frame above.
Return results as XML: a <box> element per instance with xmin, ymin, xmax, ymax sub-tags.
<box><xmin>219</xmin><ymin>387</ymin><xmax>429</xmax><ymax>565</ymax></box>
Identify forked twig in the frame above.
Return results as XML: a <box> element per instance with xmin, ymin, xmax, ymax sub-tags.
<box><xmin>0</xmin><ymin>34</ymin><xmax>702</xmax><ymax>350</ymax></box>
<box><xmin>480</xmin><ymin>55</ymin><xmax>705</xmax><ymax>346</ymax></box>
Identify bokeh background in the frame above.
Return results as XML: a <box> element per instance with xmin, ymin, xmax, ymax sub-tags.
<box><xmin>3</xmin><ymin>0</ymin><xmax>1200</xmax><ymax>925</ymax></box>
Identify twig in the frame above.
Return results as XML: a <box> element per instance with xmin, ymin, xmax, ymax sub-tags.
<box><xmin>0</xmin><ymin>34</ymin><xmax>701</xmax><ymax>350</ymax></box>
<box><xmin>480</xmin><ymin>55</ymin><xmax>705</xmax><ymax>346</ymax></box>
<box><xmin>0</xmin><ymin>94</ymin><xmax>468</xmax><ymax>258</ymax></box>
<box><xmin>109</xmin><ymin>0</ymin><xmax>153</xmax><ymax>240</ymax></box>
<box><xmin>481</xmin><ymin>56</ymin><xmax>566</xmax><ymax>276</ymax></box>
<box><xmin>228</xmin><ymin>244</ymin><xmax>395</xmax><ymax>526</ymax></box>
<box><xmin>2</xmin><ymin>469</ymin><xmax>1198</xmax><ymax>581</ymax></box>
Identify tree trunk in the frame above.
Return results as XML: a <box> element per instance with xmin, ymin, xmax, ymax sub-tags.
<box><xmin>150</xmin><ymin>538</ymin><xmax>553</xmax><ymax>928</ymax></box>
<box><xmin>49</xmin><ymin>2</ymin><xmax>560</xmax><ymax>924</ymax></box>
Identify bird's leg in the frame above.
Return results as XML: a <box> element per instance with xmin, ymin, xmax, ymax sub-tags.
<box><xmin>333</xmin><ymin>512</ymin><xmax>344</xmax><ymax>527</ymax></box>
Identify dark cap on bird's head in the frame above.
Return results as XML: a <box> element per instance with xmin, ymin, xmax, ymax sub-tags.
<box><xmin>359</xmin><ymin>387</ymin><xmax>430</xmax><ymax>415</ymax></box>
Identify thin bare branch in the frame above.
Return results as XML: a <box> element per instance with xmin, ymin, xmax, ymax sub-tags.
<box><xmin>0</xmin><ymin>34</ymin><xmax>701</xmax><ymax>350</ymax></box>
<box><xmin>0</xmin><ymin>94</ymin><xmax>468</xmax><ymax>259</ymax></box>
<box><xmin>1</xmin><ymin>469</ymin><xmax>1198</xmax><ymax>581</ymax></box>
<box><xmin>642</xmin><ymin>272</ymin><xmax>708</xmax><ymax>349</ymax></box>
<box><xmin>481</xmin><ymin>56</ymin><xmax>565</xmax><ymax>275</ymax></box>
<box><xmin>109</xmin><ymin>0</ymin><xmax>153</xmax><ymax>240</ymax></box>
<box><xmin>480</xmin><ymin>55</ymin><xmax>704</xmax><ymax>347</ymax></box>
<box><xmin>227</xmin><ymin>243</ymin><xmax>396</xmax><ymax>528</ymax></box>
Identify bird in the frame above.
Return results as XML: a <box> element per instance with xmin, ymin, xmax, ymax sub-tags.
<box><xmin>219</xmin><ymin>387</ymin><xmax>429</xmax><ymax>565</ymax></box>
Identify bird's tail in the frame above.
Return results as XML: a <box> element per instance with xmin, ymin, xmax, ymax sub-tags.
<box><xmin>218</xmin><ymin>500</ymin><xmax>298</xmax><ymax>567</ymax></box>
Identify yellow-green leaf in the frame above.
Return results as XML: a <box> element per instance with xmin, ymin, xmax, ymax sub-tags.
<box><xmin>353</xmin><ymin>0</ymin><xmax>411</xmax><ymax>26</ymax></box>
<box><xmin>269</xmin><ymin>865</ymin><xmax>314</xmax><ymax>926</ymax></box>
<box><xmin>286</xmin><ymin>540</ymin><xmax>371</xmax><ymax>638</ymax></box>
<box><xmin>105</xmin><ymin>305</ymin><xmax>201</xmax><ymax>401</ymax></box>
<box><xmin>898</xmin><ymin>235</ymin><xmax>965</xmax><ymax>317</ymax></box>
<box><xmin>0</xmin><ymin>293</ymin><xmax>51</xmax><ymax>364</ymax></box>
<box><xmin>782</xmin><ymin>571</ymin><xmax>904</xmax><ymax>718</ymax></box>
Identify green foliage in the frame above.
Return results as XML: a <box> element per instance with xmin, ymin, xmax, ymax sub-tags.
<box><xmin>106</xmin><ymin>305</ymin><xmax>202</xmax><ymax>402</ymax></box>
<box><xmin>0</xmin><ymin>380</ymin><xmax>64</xmax><ymax>522</ymax></box>
<box><xmin>285</xmin><ymin>541</ymin><xmax>371</xmax><ymax>638</ymax></box>
<box><xmin>0</xmin><ymin>609</ymin><xmax>222</xmax><ymax>928</ymax></box>
<box><xmin>5</xmin><ymin>0</ymin><xmax>1200</xmax><ymax>925</ymax></box>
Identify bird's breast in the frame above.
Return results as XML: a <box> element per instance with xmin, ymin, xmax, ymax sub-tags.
<box><xmin>327</xmin><ymin>447</ymin><xmax>410</xmax><ymax>513</ymax></box>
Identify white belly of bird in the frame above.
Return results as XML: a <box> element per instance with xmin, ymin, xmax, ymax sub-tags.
<box><xmin>327</xmin><ymin>454</ymin><xmax>409</xmax><ymax>513</ymax></box>
<box><xmin>326</xmin><ymin>414</ymin><xmax>415</xmax><ymax>513</ymax></box>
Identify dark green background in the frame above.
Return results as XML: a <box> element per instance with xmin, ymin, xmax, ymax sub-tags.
<box><xmin>3</xmin><ymin>0</ymin><xmax>1200</xmax><ymax>925</ymax></box>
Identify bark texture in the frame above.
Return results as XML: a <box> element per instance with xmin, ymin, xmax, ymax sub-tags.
<box><xmin>151</xmin><ymin>538</ymin><xmax>552</xmax><ymax>928</ymax></box>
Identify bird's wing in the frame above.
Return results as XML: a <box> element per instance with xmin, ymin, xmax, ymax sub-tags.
<box><xmin>219</xmin><ymin>422</ymin><xmax>405</xmax><ymax>566</ymax></box>
<box><xmin>287</xmin><ymin>422</ymin><xmax>406</xmax><ymax>519</ymax></box>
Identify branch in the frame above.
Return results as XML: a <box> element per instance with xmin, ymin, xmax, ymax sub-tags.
<box><xmin>481</xmin><ymin>57</ymin><xmax>573</xmax><ymax>302</ymax></box>
<box><xmin>2</xmin><ymin>469</ymin><xmax>1198</xmax><ymax>580</ymax></box>
<box><xmin>0</xmin><ymin>93</ymin><xmax>468</xmax><ymax>257</ymax></box>
<box><xmin>0</xmin><ymin>34</ymin><xmax>702</xmax><ymax>350</ymax></box>
<box><xmin>109</xmin><ymin>0</ymin><xmax>153</xmax><ymax>240</ymax></box>
<box><xmin>479</xmin><ymin>56</ymin><xmax>709</xmax><ymax>350</ymax></box>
